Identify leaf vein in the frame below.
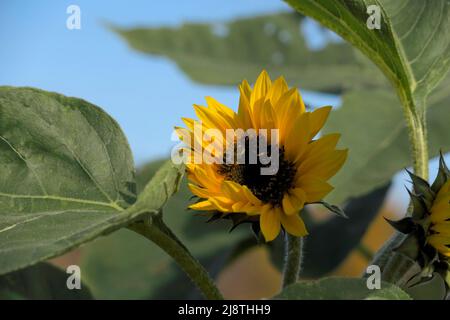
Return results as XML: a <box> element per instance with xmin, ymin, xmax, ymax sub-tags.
<box><xmin>0</xmin><ymin>135</ymin><xmax>49</xmax><ymax>196</ymax></box>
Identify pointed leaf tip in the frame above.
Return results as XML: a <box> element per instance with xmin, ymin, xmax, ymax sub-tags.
<box><xmin>319</xmin><ymin>201</ymin><xmax>348</xmax><ymax>219</ymax></box>
<box><xmin>384</xmin><ymin>217</ymin><xmax>416</xmax><ymax>234</ymax></box>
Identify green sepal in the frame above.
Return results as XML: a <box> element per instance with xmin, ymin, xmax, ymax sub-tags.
<box><xmin>393</xmin><ymin>232</ymin><xmax>421</xmax><ymax>261</ymax></box>
<box><xmin>431</xmin><ymin>152</ymin><xmax>450</xmax><ymax>193</ymax></box>
<box><xmin>318</xmin><ymin>201</ymin><xmax>348</xmax><ymax>219</ymax></box>
<box><xmin>228</xmin><ymin>213</ymin><xmax>253</xmax><ymax>232</ymax></box>
<box><xmin>205</xmin><ymin>211</ymin><xmax>225</xmax><ymax>223</ymax></box>
<box><xmin>202</xmin><ymin>210</ymin><xmax>258</xmax><ymax>235</ymax></box>
<box><xmin>385</xmin><ymin>217</ymin><xmax>416</xmax><ymax>234</ymax></box>
<box><xmin>406</xmin><ymin>169</ymin><xmax>435</xmax><ymax>209</ymax></box>
<box><xmin>420</xmin><ymin>247</ymin><xmax>439</xmax><ymax>273</ymax></box>
<box><xmin>382</xmin><ymin>252</ymin><xmax>422</xmax><ymax>287</ymax></box>
<box><xmin>251</xmin><ymin>222</ymin><xmax>266</xmax><ymax>244</ymax></box>
<box><xmin>444</xmin><ymin>262</ymin><xmax>450</xmax><ymax>289</ymax></box>
<box><xmin>406</xmin><ymin>188</ymin><xmax>429</xmax><ymax>220</ymax></box>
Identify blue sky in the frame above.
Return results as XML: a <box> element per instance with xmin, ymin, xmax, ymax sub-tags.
<box><xmin>0</xmin><ymin>0</ymin><xmax>338</xmax><ymax>164</ymax></box>
<box><xmin>0</xmin><ymin>1</ymin><xmax>446</xmax><ymax>208</ymax></box>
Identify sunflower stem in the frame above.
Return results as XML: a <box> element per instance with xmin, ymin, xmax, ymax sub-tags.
<box><xmin>129</xmin><ymin>216</ymin><xmax>223</xmax><ymax>300</ymax></box>
<box><xmin>403</xmin><ymin>106</ymin><xmax>429</xmax><ymax>181</ymax></box>
<box><xmin>370</xmin><ymin>92</ymin><xmax>429</xmax><ymax>282</ymax></box>
<box><xmin>282</xmin><ymin>234</ymin><xmax>304</xmax><ymax>288</ymax></box>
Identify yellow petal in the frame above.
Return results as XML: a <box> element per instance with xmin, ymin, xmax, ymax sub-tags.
<box><xmin>174</xmin><ymin>126</ymin><xmax>191</xmax><ymax>142</ymax></box>
<box><xmin>290</xmin><ymin>188</ymin><xmax>307</xmax><ymax>207</ymax></box>
<box><xmin>299</xmin><ymin>149</ymin><xmax>348</xmax><ymax>180</ymax></box>
<box><xmin>430</xmin><ymin>199</ymin><xmax>450</xmax><ymax>223</ymax></box>
<box><xmin>249</xmin><ymin>98</ymin><xmax>266</xmax><ymax>130</ymax></box>
<box><xmin>232</xmin><ymin>201</ymin><xmax>246</xmax><ymax>212</ymax></box>
<box><xmin>428</xmin><ymin>234</ymin><xmax>450</xmax><ymax>256</ymax></box>
<box><xmin>221</xmin><ymin>180</ymin><xmax>244</xmax><ymax>199</ymax></box>
<box><xmin>193</xmin><ymin>104</ymin><xmax>228</xmax><ymax>132</ymax></box>
<box><xmin>209</xmin><ymin>196</ymin><xmax>234</xmax><ymax>212</ymax></box>
<box><xmin>189</xmin><ymin>200</ymin><xmax>216</xmax><ymax>211</ymax></box>
<box><xmin>296</xmin><ymin>133</ymin><xmax>341</xmax><ymax>167</ymax></box>
<box><xmin>250</xmin><ymin>70</ymin><xmax>271</xmax><ymax>107</ymax></box>
<box><xmin>240</xmin><ymin>79</ymin><xmax>252</xmax><ymax>101</ymax></box>
<box><xmin>279</xmin><ymin>211</ymin><xmax>308</xmax><ymax>237</ymax></box>
<box><xmin>267</xmin><ymin>76</ymin><xmax>289</xmax><ymax>105</ymax></box>
<box><xmin>188</xmin><ymin>183</ymin><xmax>212</xmax><ymax>198</ymax></box>
<box><xmin>259</xmin><ymin>99</ymin><xmax>276</xmax><ymax>132</ymax></box>
<box><xmin>242</xmin><ymin>186</ymin><xmax>263</xmax><ymax>205</ymax></box>
<box><xmin>431</xmin><ymin>221</ymin><xmax>450</xmax><ymax>236</ymax></box>
<box><xmin>309</xmin><ymin>106</ymin><xmax>332</xmax><ymax>139</ymax></box>
<box><xmin>260</xmin><ymin>207</ymin><xmax>281</xmax><ymax>242</ymax></box>
<box><xmin>282</xmin><ymin>193</ymin><xmax>304</xmax><ymax>215</ymax></box>
<box><xmin>434</xmin><ymin>180</ymin><xmax>450</xmax><ymax>203</ymax></box>
<box><xmin>237</xmin><ymin>89</ymin><xmax>253</xmax><ymax>129</ymax></box>
<box><xmin>273</xmin><ymin>88</ymin><xmax>299</xmax><ymax>142</ymax></box>
<box><xmin>240</xmin><ymin>202</ymin><xmax>261</xmax><ymax>215</ymax></box>
<box><xmin>293</xmin><ymin>89</ymin><xmax>306</xmax><ymax>114</ymax></box>
<box><xmin>282</xmin><ymin>194</ymin><xmax>296</xmax><ymax>215</ymax></box>
<box><xmin>295</xmin><ymin>176</ymin><xmax>334</xmax><ymax>203</ymax></box>
<box><xmin>284</xmin><ymin>113</ymin><xmax>310</xmax><ymax>163</ymax></box>
<box><xmin>192</xmin><ymin>166</ymin><xmax>221</xmax><ymax>192</ymax></box>
<box><xmin>205</xmin><ymin>96</ymin><xmax>235</xmax><ymax>120</ymax></box>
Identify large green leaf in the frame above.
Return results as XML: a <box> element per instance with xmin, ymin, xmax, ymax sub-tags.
<box><xmin>0</xmin><ymin>87</ymin><xmax>183</xmax><ymax>276</ymax></box>
<box><xmin>286</xmin><ymin>0</ymin><xmax>450</xmax><ymax>111</ymax></box>
<box><xmin>324</xmin><ymin>89</ymin><xmax>450</xmax><ymax>204</ymax></box>
<box><xmin>404</xmin><ymin>273</ymin><xmax>447</xmax><ymax>300</ymax></box>
<box><xmin>0</xmin><ymin>263</ymin><xmax>92</xmax><ymax>300</ymax></box>
<box><xmin>81</xmin><ymin>160</ymin><xmax>247</xmax><ymax>299</ymax></box>
<box><xmin>112</xmin><ymin>13</ymin><xmax>386</xmax><ymax>93</ymax></box>
<box><xmin>275</xmin><ymin>277</ymin><xmax>411</xmax><ymax>300</ymax></box>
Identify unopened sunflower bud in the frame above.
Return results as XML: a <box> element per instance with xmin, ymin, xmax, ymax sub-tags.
<box><xmin>388</xmin><ymin>153</ymin><xmax>450</xmax><ymax>297</ymax></box>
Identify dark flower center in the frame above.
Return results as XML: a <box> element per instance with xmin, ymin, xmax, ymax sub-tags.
<box><xmin>218</xmin><ymin>137</ymin><xmax>297</xmax><ymax>206</ymax></box>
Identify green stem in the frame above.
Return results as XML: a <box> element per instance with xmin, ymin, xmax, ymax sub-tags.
<box><xmin>129</xmin><ymin>217</ymin><xmax>223</xmax><ymax>300</ymax></box>
<box><xmin>282</xmin><ymin>234</ymin><xmax>304</xmax><ymax>288</ymax></box>
<box><xmin>403</xmin><ymin>105</ymin><xmax>429</xmax><ymax>180</ymax></box>
<box><xmin>370</xmin><ymin>91</ymin><xmax>429</xmax><ymax>281</ymax></box>
<box><xmin>356</xmin><ymin>243</ymin><xmax>374</xmax><ymax>261</ymax></box>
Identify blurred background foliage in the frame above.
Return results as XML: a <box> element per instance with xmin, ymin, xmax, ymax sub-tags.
<box><xmin>59</xmin><ymin>10</ymin><xmax>448</xmax><ymax>299</ymax></box>
<box><xmin>111</xmin><ymin>13</ymin><xmax>387</xmax><ymax>93</ymax></box>
<box><xmin>7</xmin><ymin>5</ymin><xmax>449</xmax><ymax>299</ymax></box>
<box><xmin>51</xmin><ymin>161</ymin><xmax>397</xmax><ymax>299</ymax></box>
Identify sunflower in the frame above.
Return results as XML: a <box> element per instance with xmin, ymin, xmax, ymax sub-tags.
<box><xmin>175</xmin><ymin>70</ymin><xmax>347</xmax><ymax>241</ymax></box>
<box><xmin>385</xmin><ymin>156</ymin><xmax>450</xmax><ymax>292</ymax></box>
<box><xmin>428</xmin><ymin>179</ymin><xmax>450</xmax><ymax>257</ymax></box>
<box><xmin>389</xmin><ymin>157</ymin><xmax>450</xmax><ymax>258</ymax></box>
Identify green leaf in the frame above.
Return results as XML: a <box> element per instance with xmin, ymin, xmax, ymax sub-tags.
<box><xmin>365</xmin><ymin>286</ymin><xmax>413</xmax><ymax>300</ymax></box>
<box><xmin>81</xmin><ymin>160</ymin><xmax>247</xmax><ymax>299</ymax></box>
<box><xmin>275</xmin><ymin>277</ymin><xmax>411</xmax><ymax>300</ymax></box>
<box><xmin>111</xmin><ymin>13</ymin><xmax>386</xmax><ymax>93</ymax></box>
<box><xmin>324</xmin><ymin>89</ymin><xmax>450</xmax><ymax>204</ymax></box>
<box><xmin>318</xmin><ymin>201</ymin><xmax>348</xmax><ymax>218</ymax></box>
<box><xmin>0</xmin><ymin>263</ymin><xmax>93</xmax><ymax>300</ymax></box>
<box><xmin>404</xmin><ymin>273</ymin><xmax>447</xmax><ymax>300</ymax></box>
<box><xmin>0</xmin><ymin>87</ymin><xmax>183</xmax><ymax>276</ymax></box>
<box><xmin>130</xmin><ymin>160</ymin><xmax>185</xmax><ymax>215</ymax></box>
<box><xmin>286</xmin><ymin>0</ymin><xmax>450</xmax><ymax>112</ymax></box>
